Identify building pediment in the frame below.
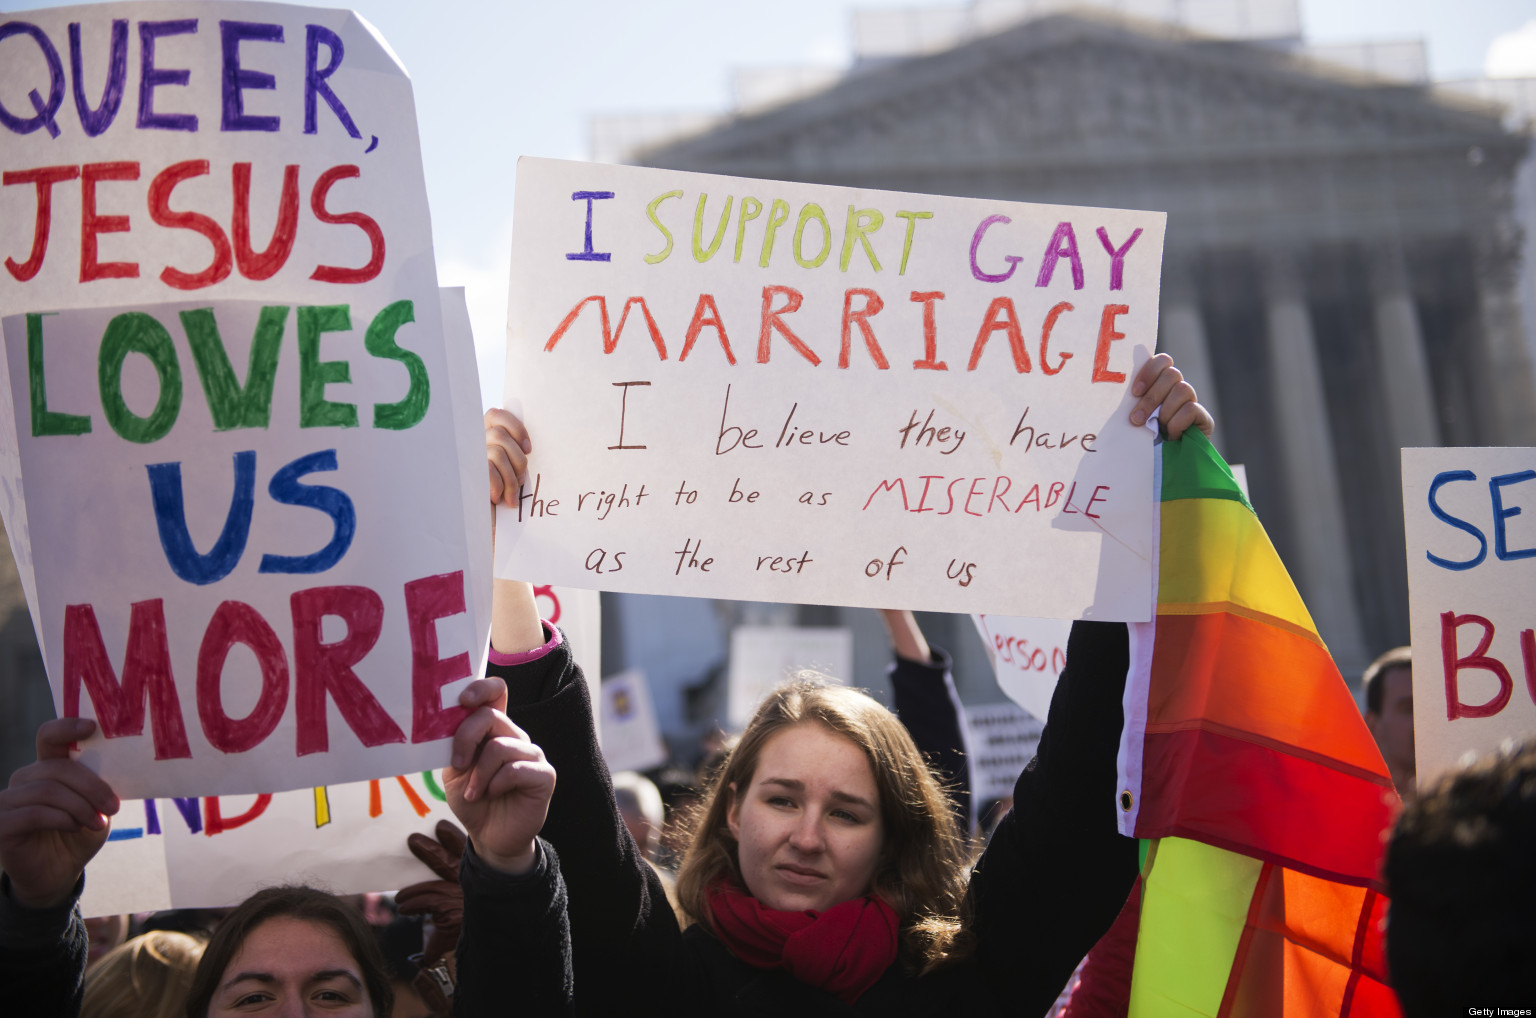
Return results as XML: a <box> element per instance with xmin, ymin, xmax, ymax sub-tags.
<box><xmin>639</xmin><ymin>12</ymin><xmax>1519</xmax><ymax>177</ymax></box>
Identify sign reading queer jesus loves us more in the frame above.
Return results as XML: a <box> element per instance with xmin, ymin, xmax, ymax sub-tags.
<box><xmin>501</xmin><ymin>158</ymin><xmax>1165</xmax><ymax>619</ymax></box>
<box><xmin>0</xmin><ymin>4</ymin><xmax>487</xmax><ymax>800</ymax></box>
<box><xmin>1403</xmin><ymin>448</ymin><xmax>1536</xmax><ymax>786</ymax></box>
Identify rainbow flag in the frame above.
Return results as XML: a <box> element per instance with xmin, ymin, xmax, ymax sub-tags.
<box><xmin>1116</xmin><ymin>430</ymin><xmax>1401</xmax><ymax>1016</ymax></box>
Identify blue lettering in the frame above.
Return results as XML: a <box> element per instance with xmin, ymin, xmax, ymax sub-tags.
<box><xmin>567</xmin><ymin>191</ymin><xmax>616</xmax><ymax>262</ymax></box>
<box><xmin>220</xmin><ymin>20</ymin><xmax>283</xmax><ymax>132</ymax></box>
<box><xmin>1426</xmin><ymin>469</ymin><xmax>1487</xmax><ymax>571</ymax></box>
<box><xmin>0</xmin><ymin>22</ymin><xmax>65</xmax><ymax>138</ymax></box>
<box><xmin>1490</xmin><ymin>469</ymin><xmax>1536</xmax><ymax>562</ymax></box>
<box><xmin>69</xmin><ymin>20</ymin><xmax>128</xmax><ymax>137</ymax></box>
<box><xmin>303</xmin><ymin>25</ymin><xmax>360</xmax><ymax>138</ymax></box>
<box><xmin>258</xmin><ymin>449</ymin><xmax>355</xmax><ymax>574</ymax></box>
<box><xmin>147</xmin><ymin>450</ymin><xmax>256</xmax><ymax>585</ymax></box>
<box><xmin>137</xmin><ymin>19</ymin><xmax>199</xmax><ymax>132</ymax></box>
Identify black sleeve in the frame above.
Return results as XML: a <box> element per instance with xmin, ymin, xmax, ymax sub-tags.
<box><xmin>967</xmin><ymin>621</ymin><xmax>1140</xmax><ymax>1017</ymax></box>
<box><xmin>488</xmin><ymin>635</ymin><xmax>686</xmax><ymax>1005</ymax></box>
<box><xmin>455</xmin><ymin>839</ymin><xmax>572</xmax><ymax>1018</ymax></box>
<box><xmin>889</xmin><ymin>644</ymin><xmax>972</xmax><ymax>834</ymax></box>
<box><xmin>0</xmin><ymin>874</ymin><xmax>87</xmax><ymax>1018</ymax></box>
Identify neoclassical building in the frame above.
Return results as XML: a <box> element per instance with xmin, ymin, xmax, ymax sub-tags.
<box><xmin>621</xmin><ymin>9</ymin><xmax>1536</xmax><ymax>677</ymax></box>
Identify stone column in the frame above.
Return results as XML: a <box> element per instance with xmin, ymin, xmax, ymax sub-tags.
<box><xmin>1261</xmin><ymin>250</ymin><xmax>1369</xmax><ymax>674</ymax></box>
<box><xmin>1368</xmin><ymin>245</ymin><xmax>1441</xmax><ymax>451</ymax></box>
<box><xmin>1158</xmin><ymin>258</ymin><xmax>1223</xmax><ymax>444</ymax></box>
<box><xmin>1473</xmin><ymin>232</ymin><xmax>1536</xmax><ymax>445</ymax></box>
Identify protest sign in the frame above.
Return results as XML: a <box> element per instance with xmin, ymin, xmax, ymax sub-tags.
<box><xmin>0</xmin><ymin>4</ymin><xmax>484</xmax><ymax>798</ymax></box>
<box><xmin>962</xmin><ymin>700</ymin><xmax>1042</xmax><ymax>803</ymax></box>
<box><xmin>973</xmin><ymin>462</ymin><xmax>1246</xmax><ymax>717</ymax></box>
<box><xmin>1402</xmin><ymin>447</ymin><xmax>1536</xmax><ymax>785</ymax></box>
<box><xmin>727</xmin><ymin>625</ymin><xmax>853</xmax><ymax>728</ymax></box>
<box><xmin>599</xmin><ymin>668</ymin><xmax>666</xmax><ymax>773</ymax></box>
<box><xmin>499</xmin><ymin>157</ymin><xmax>1164</xmax><ymax>619</ymax></box>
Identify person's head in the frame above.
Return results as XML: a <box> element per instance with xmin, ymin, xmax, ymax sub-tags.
<box><xmin>1383</xmin><ymin>738</ymin><xmax>1536</xmax><ymax>1016</ymax></box>
<box><xmin>613</xmin><ymin>771</ymin><xmax>666</xmax><ymax>862</ymax></box>
<box><xmin>184</xmin><ymin>886</ymin><xmax>394</xmax><ymax>1018</ymax></box>
<box><xmin>81</xmin><ymin>930</ymin><xmax>205</xmax><ymax>1018</ymax></box>
<box><xmin>84</xmin><ymin>914</ymin><xmax>129</xmax><ymax>968</ymax></box>
<box><xmin>1363</xmin><ymin>646</ymin><xmax>1415</xmax><ymax>792</ymax></box>
<box><xmin>676</xmin><ymin>678</ymin><xmax>971</xmax><ymax>972</ymax></box>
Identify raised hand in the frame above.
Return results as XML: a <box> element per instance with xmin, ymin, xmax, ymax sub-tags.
<box><xmin>485</xmin><ymin>408</ymin><xmax>532</xmax><ymax>509</ymax></box>
<box><xmin>443</xmin><ymin>678</ymin><xmax>554</xmax><ymax>875</ymax></box>
<box><xmin>1129</xmin><ymin>352</ymin><xmax>1213</xmax><ymax>440</ymax></box>
<box><xmin>0</xmin><ymin>719</ymin><xmax>119</xmax><ymax>909</ymax></box>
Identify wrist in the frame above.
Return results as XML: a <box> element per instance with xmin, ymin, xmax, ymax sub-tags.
<box><xmin>3</xmin><ymin>872</ymin><xmax>80</xmax><ymax>911</ymax></box>
<box><xmin>474</xmin><ymin>838</ymin><xmax>539</xmax><ymax>876</ymax></box>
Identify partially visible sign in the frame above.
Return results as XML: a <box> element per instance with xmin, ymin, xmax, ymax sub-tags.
<box><xmin>972</xmin><ymin>615</ymin><xmax>1071</xmax><ymax>720</ymax></box>
<box><xmin>962</xmin><ymin>700</ymin><xmax>1043</xmax><ymax>802</ymax></box>
<box><xmin>1402</xmin><ymin>447</ymin><xmax>1536</xmax><ymax>785</ymax></box>
<box><xmin>599</xmin><ymin>668</ymin><xmax>666</xmax><ymax>772</ymax></box>
<box><xmin>726</xmin><ymin>625</ymin><xmax>853</xmax><ymax>728</ymax></box>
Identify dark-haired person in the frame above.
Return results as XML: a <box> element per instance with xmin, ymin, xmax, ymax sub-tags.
<box><xmin>1383</xmin><ymin>737</ymin><xmax>1536</xmax><ymax>1014</ymax></box>
<box><xmin>0</xmin><ymin>716</ymin><xmax>572</xmax><ymax>1017</ymax></box>
<box><xmin>454</xmin><ymin>355</ymin><xmax>1211</xmax><ymax>1015</ymax></box>
<box><xmin>1362</xmin><ymin>645</ymin><xmax>1415</xmax><ymax>794</ymax></box>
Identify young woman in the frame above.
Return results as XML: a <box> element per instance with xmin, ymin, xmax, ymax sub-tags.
<box><xmin>448</xmin><ymin>355</ymin><xmax>1211</xmax><ymax>1014</ymax></box>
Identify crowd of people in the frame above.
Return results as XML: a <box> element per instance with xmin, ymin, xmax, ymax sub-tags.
<box><xmin>1</xmin><ymin>355</ymin><xmax>1531</xmax><ymax>1016</ymax></box>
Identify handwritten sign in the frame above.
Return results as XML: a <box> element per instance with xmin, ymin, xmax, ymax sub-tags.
<box><xmin>497</xmin><ymin>158</ymin><xmax>1164</xmax><ymax>619</ymax></box>
<box><xmin>962</xmin><ymin>700</ymin><xmax>1043</xmax><ymax>802</ymax></box>
<box><xmin>1402</xmin><ymin>448</ymin><xmax>1536</xmax><ymax>785</ymax></box>
<box><xmin>972</xmin><ymin>615</ymin><xmax>1071</xmax><ymax>720</ymax></box>
<box><xmin>598</xmin><ymin>668</ymin><xmax>666</xmax><ymax>773</ymax></box>
<box><xmin>78</xmin><ymin>575</ymin><xmax>602</xmax><ymax>917</ymax></box>
<box><xmin>0</xmin><ymin>5</ymin><xmax>483</xmax><ymax>799</ymax></box>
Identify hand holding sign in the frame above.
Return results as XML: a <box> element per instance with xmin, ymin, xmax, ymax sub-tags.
<box><xmin>0</xmin><ymin>718</ymin><xmax>118</xmax><ymax>908</ymax></box>
<box><xmin>443</xmin><ymin>676</ymin><xmax>554</xmax><ymax>876</ymax></box>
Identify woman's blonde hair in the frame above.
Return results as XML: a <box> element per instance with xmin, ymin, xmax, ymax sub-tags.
<box><xmin>81</xmin><ymin>930</ymin><xmax>205</xmax><ymax>1018</ymax></box>
<box><xmin>675</xmin><ymin>677</ymin><xmax>975</xmax><ymax>973</ymax></box>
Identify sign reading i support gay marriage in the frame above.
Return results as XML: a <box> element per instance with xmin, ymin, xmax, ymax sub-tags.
<box><xmin>0</xmin><ymin>3</ymin><xmax>489</xmax><ymax>799</ymax></box>
<box><xmin>500</xmin><ymin>157</ymin><xmax>1164</xmax><ymax>619</ymax></box>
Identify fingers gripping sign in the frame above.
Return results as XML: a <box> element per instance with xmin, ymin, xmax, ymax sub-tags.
<box><xmin>444</xmin><ymin>677</ymin><xmax>554</xmax><ymax>875</ymax></box>
<box><xmin>485</xmin><ymin>408</ymin><xmax>533</xmax><ymax>509</ymax></box>
<box><xmin>1129</xmin><ymin>352</ymin><xmax>1213</xmax><ymax>440</ymax></box>
<box><xmin>0</xmin><ymin>719</ymin><xmax>120</xmax><ymax>908</ymax></box>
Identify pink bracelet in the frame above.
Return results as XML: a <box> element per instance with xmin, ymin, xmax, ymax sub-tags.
<box><xmin>487</xmin><ymin>621</ymin><xmax>562</xmax><ymax>666</ymax></box>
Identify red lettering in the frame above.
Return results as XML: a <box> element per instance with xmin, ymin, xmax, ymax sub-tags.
<box><xmin>406</xmin><ymin>571</ymin><xmax>473</xmax><ymax>744</ymax></box>
<box><xmin>939</xmin><ymin>477</ymin><xmax>964</xmax><ymax>516</ymax></box>
<box><xmin>1039</xmin><ymin>301</ymin><xmax>1074</xmax><ymax>375</ymax></box>
<box><xmin>542</xmin><ymin>295</ymin><xmax>667</xmax><ymax>359</ymax></box>
<box><xmin>1044</xmin><ymin>482</ymin><xmax>1065</xmax><ymax>509</ymax></box>
<box><xmin>196</xmin><ymin>600</ymin><xmax>288</xmax><ymax>755</ymax></box>
<box><xmin>963</xmin><ymin>477</ymin><xmax>988</xmax><ymax>516</ymax></box>
<box><xmin>203</xmin><ymin>794</ymin><xmax>272</xmax><ymax>836</ymax></box>
<box><xmin>862</xmin><ymin>478</ymin><xmax>909</xmax><ymax>511</ymax></box>
<box><xmin>987</xmin><ymin>475</ymin><xmax>1015</xmax><ymax>513</ymax></box>
<box><xmin>291</xmin><ymin>586</ymin><xmax>404</xmax><ymax>755</ymax></box>
<box><xmin>838</xmin><ymin>288</ymin><xmax>888</xmax><ymax>369</ymax></box>
<box><xmin>679</xmin><ymin>293</ymin><xmax>734</xmax><ymax>364</ymax></box>
<box><xmin>908</xmin><ymin>290</ymin><xmax>947</xmax><ymax>371</ymax></box>
<box><xmin>309</xmin><ymin>165</ymin><xmax>385</xmax><ymax>284</ymax></box>
<box><xmin>968</xmin><ymin>297</ymin><xmax>1031</xmax><ymax>373</ymax></box>
<box><xmin>232</xmin><ymin>162</ymin><xmax>299</xmax><ymax>280</ymax></box>
<box><xmin>149</xmin><ymin>160</ymin><xmax>233</xmax><ymax>290</ymax></box>
<box><xmin>1092</xmin><ymin>304</ymin><xmax>1129</xmax><ymax>384</ymax></box>
<box><xmin>1061</xmin><ymin>481</ymin><xmax>1081</xmax><ymax>514</ymax></box>
<box><xmin>757</xmin><ymin>285</ymin><xmax>820</xmax><ymax>366</ymax></box>
<box><xmin>1084</xmin><ymin>484</ymin><xmax>1110</xmax><ymax>519</ymax></box>
<box><xmin>80</xmin><ymin>161</ymin><xmax>140</xmax><ymax>282</ymax></box>
<box><xmin>63</xmin><ymin>600</ymin><xmax>190</xmax><ymax>760</ymax></box>
<box><xmin>914</xmin><ymin>474</ymin><xmax>943</xmax><ymax>513</ymax></box>
<box><xmin>1440</xmin><ymin>612</ymin><xmax>1513</xmax><ymax>720</ymax></box>
<box><xmin>369</xmin><ymin>775</ymin><xmax>432</xmax><ymax>819</ymax></box>
<box><xmin>3</xmin><ymin>165</ymin><xmax>79</xmax><ymax>281</ymax></box>
<box><xmin>1017</xmin><ymin>483</ymin><xmax>1041</xmax><ymax>512</ymax></box>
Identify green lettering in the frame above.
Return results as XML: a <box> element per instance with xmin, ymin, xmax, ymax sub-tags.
<box><xmin>98</xmin><ymin>312</ymin><xmax>181</xmax><ymax>444</ymax></box>
<box><xmin>759</xmin><ymin>198</ymin><xmax>791</xmax><ymax>268</ymax></box>
<box><xmin>793</xmin><ymin>204</ymin><xmax>831</xmax><ymax>269</ymax></box>
<box><xmin>297</xmin><ymin>305</ymin><xmax>358</xmax><ymax>429</ymax></box>
<box><xmin>840</xmin><ymin>206</ymin><xmax>884</xmax><ymax>272</ymax></box>
<box><xmin>27</xmin><ymin>313</ymin><xmax>90</xmax><ymax>436</ymax></box>
<box><xmin>734</xmin><ymin>197</ymin><xmax>762</xmax><ymax>263</ymax></box>
<box><xmin>895</xmin><ymin>210</ymin><xmax>934</xmax><ymax>275</ymax></box>
<box><xmin>643</xmin><ymin>190</ymin><xmax>683</xmax><ymax>265</ymax></box>
<box><xmin>365</xmin><ymin>300</ymin><xmax>429</xmax><ymax>430</ymax></box>
<box><xmin>180</xmin><ymin>306</ymin><xmax>288</xmax><ymax>430</ymax></box>
<box><xmin>692</xmin><ymin>193</ymin><xmax>733</xmax><ymax>263</ymax></box>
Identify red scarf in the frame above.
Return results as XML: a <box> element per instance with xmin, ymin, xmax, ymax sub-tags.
<box><xmin>707</xmin><ymin>878</ymin><xmax>899</xmax><ymax>1004</ymax></box>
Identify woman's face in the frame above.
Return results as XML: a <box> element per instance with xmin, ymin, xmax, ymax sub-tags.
<box><xmin>727</xmin><ymin>722</ymin><xmax>885</xmax><ymax>913</ymax></box>
<box><xmin>210</xmin><ymin>916</ymin><xmax>371</xmax><ymax>1015</ymax></box>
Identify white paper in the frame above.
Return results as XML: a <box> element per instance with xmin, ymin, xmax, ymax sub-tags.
<box><xmin>1402</xmin><ymin>447</ymin><xmax>1536</xmax><ymax>785</ymax></box>
<box><xmin>727</xmin><ymin>625</ymin><xmax>853</xmax><ymax>728</ymax></box>
<box><xmin>971</xmin><ymin>614</ymin><xmax>1072</xmax><ymax>720</ymax></box>
<box><xmin>500</xmin><ymin>158</ymin><xmax>1163</xmax><ymax>620</ymax></box>
<box><xmin>962</xmin><ymin>700</ymin><xmax>1043</xmax><ymax>802</ymax></box>
<box><xmin>599</xmin><ymin>668</ymin><xmax>666</xmax><ymax>773</ymax></box>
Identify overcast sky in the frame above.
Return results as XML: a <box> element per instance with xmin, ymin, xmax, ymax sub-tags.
<box><xmin>5</xmin><ymin>0</ymin><xmax>1534</xmax><ymax>405</ymax></box>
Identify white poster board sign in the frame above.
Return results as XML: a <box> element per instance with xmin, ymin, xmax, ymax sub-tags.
<box><xmin>1402</xmin><ymin>447</ymin><xmax>1536</xmax><ymax>785</ymax></box>
<box><xmin>962</xmin><ymin>700</ymin><xmax>1044</xmax><ymax>802</ymax></box>
<box><xmin>599</xmin><ymin>668</ymin><xmax>666</xmax><ymax>773</ymax></box>
<box><xmin>727</xmin><ymin>625</ymin><xmax>853</xmax><ymax>728</ymax></box>
<box><xmin>972</xmin><ymin>615</ymin><xmax>1071</xmax><ymax>720</ymax></box>
<box><xmin>499</xmin><ymin>157</ymin><xmax>1163</xmax><ymax>619</ymax></box>
<box><xmin>0</xmin><ymin>3</ymin><xmax>483</xmax><ymax>798</ymax></box>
